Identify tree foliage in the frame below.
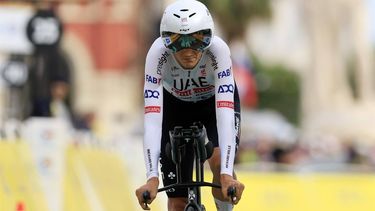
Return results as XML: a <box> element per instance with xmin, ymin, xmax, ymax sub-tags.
<box><xmin>200</xmin><ymin>0</ymin><xmax>271</xmax><ymax>40</ymax></box>
<box><xmin>252</xmin><ymin>57</ymin><xmax>301</xmax><ymax>125</ymax></box>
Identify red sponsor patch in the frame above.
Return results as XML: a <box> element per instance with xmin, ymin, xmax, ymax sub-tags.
<box><xmin>217</xmin><ymin>101</ymin><xmax>234</xmax><ymax>109</ymax></box>
<box><xmin>145</xmin><ymin>106</ymin><xmax>161</xmax><ymax>114</ymax></box>
<box><xmin>172</xmin><ymin>89</ymin><xmax>192</xmax><ymax>96</ymax></box>
<box><xmin>193</xmin><ymin>85</ymin><xmax>214</xmax><ymax>94</ymax></box>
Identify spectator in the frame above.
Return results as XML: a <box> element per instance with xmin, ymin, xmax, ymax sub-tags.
<box><xmin>31</xmin><ymin>78</ymin><xmax>74</xmax><ymax>128</ymax></box>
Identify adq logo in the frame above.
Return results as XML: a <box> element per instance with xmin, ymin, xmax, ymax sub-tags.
<box><xmin>144</xmin><ymin>90</ymin><xmax>160</xmax><ymax>99</ymax></box>
<box><xmin>218</xmin><ymin>84</ymin><xmax>234</xmax><ymax>93</ymax></box>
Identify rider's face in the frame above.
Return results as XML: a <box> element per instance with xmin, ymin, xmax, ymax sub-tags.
<box><xmin>174</xmin><ymin>49</ymin><xmax>202</xmax><ymax>69</ymax></box>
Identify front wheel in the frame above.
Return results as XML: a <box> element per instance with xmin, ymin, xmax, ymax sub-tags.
<box><xmin>185</xmin><ymin>204</ymin><xmax>201</xmax><ymax>211</ymax></box>
<box><xmin>185</xmin><ymin>207</ymin><xmax>196</xmax><ymax>211</ymax></box>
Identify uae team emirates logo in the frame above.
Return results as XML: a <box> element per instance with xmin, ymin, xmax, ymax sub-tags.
<box><xmin>145</xmin><ymin>106</ymin><xmax>161</xmax><ymax>114</ymax></box>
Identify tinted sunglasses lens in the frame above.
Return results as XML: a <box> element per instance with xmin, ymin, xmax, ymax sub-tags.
<box><xmin>162</xmin><ymin>32</ymin><xmax>180</xmax><ymax>48</ymax></box>
<box><xmin>191</xmin><ymin>29</ymin><xmax>212</xmax><ymax>50</ymax></box>
<box><xmin>163</xmin><ymin>30</ymin><xmax>211</xmax><ymax>52</ymax></box>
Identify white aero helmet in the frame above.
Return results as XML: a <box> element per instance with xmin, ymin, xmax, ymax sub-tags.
<box><xmin>160</xmin><ymin>0</ymin><xmax>214</xmax><ymax>52</ymax></box>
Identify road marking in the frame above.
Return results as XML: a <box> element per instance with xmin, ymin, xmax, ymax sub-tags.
<box><xmin>75</xmin><ymin>160</ymin><xmax>104</xmax><ymax>211</ymax></box>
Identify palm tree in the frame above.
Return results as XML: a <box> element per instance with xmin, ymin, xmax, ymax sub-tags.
<box><xmin>200</xmin><ymin>0</ymin><xmax>271</xmax><ymax>41</ymax></box>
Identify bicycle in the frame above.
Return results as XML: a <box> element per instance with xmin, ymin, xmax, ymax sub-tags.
<box><xmin>143</xmin><ymin>122</ymin><xmax>236</xmax><ymax>211</ymax></box>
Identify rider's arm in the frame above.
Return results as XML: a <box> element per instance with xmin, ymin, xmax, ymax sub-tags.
<box><xmin>211</xmin><ymin>37</ymin><xmax>237</xmax><ymax>176</ymax></box>
<box><xmin>143</xmin><ymin>38</ymin><xmax>165</xmax><ymax>180</ymax></box>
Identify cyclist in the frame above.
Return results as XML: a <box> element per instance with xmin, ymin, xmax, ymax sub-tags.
<box><xmin>135</xmin><ymin>0</ymin><xmax>245</xmax><ymax>210</ymax></box>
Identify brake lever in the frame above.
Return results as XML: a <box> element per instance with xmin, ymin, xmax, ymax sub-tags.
<box><xmin>227</xmin><ymin>186</ymin><xmax>237</xmax><ymax>203</ymax></box>
<box><xmin>142</xmin><ymin>191</ymin><xmax>151</xmax><ymax>209</ymax></box>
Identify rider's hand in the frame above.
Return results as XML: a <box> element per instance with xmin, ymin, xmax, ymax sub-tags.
<box><xmin>135</xmin><ymin>177</ymin><xmax>159</xmax><ymax>210</ymax></box>
<box><xmin>220</xmin><ymin>174</ymin><xmax>245</xmax><ymax>205</ymax></box>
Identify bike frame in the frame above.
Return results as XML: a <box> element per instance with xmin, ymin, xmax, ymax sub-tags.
<box><xmin>157</xmin><ymin>123</ymin><xmax>220</xmax><ymax>211</ymax></box>
<box><xmin>142</xmin><ymin>123</ymin><xmax>236</xmax><ymax>210</ymax></box>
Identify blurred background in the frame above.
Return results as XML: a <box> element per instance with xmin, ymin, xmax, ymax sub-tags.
<box><xmin>1</xmin><ymin>0</ymin><xmax>375</xmax><ymax>210</ymax></box>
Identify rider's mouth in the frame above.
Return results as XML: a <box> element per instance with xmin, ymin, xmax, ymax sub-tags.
<box><xmin>182</xmin><ymin>57</ymin><xmax>196</xmax><ymax>62</ymax></box>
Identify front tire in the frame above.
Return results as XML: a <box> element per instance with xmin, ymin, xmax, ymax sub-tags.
<box><xmin>186</xmin><ymin>207</ymin><xmax>196</xmax><ymax>211</ymax></box>
<box><xmin>185</xmin><ymin>206</ymin><xmax>197</xmax><ymax>211</ymax></box>
<box><xmin>185</xmin><ymin>204</ymin><xmax>200</xmax><ymax>211</ymax></box>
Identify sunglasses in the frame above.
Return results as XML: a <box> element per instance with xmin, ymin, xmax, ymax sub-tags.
<box><xmin>162</xmin><ymin>29</ymin><xmax>212</xmax><ymax>52</ymax></box>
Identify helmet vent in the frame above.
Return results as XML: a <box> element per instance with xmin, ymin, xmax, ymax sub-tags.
<box><xmin>180</xmin><ymin>9</ymin><xmax>189</xmax><ymax>12</ymax></box>
<box><xmin>173</xmin><ymin>14</ymin><xmax>181</xmax><ymax>18</ymax></box>
<box><xmin>189</xmin><ymin>13</ymin><xmax>196</xmax><ymax>18</ymax></box>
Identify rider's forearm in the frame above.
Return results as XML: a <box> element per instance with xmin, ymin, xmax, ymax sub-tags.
<box><xmin>216</xmin><ymin>109</ymin><xmax>236</xmax><ymax>176</ymax></box>
<box><xmin>143</xmin><ymin>81</ymin><xmax>163</xmax><ymax>180</ymax></box>
<box><xmin>211</xmin><ymin>41</ymin><xmax>237</xmax><ymax>176</ymax></box>
<box><xmin>144</xmin><ymin>118</ymin><xmax>162</xmax><ymax>179</ymax></box>
<box><xmin>215</xmin><ymin>77</ymin><xmax>236</xmax><ymax>176</ymax></box>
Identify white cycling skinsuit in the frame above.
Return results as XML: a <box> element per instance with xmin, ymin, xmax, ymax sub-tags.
<box><xmin>143</xmin><ymin>35</ymin><xmax>239</xmax><ymax>185</ymax></box>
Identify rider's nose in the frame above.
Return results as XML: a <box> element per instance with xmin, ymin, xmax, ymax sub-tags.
<box><xmin>180</xmin><ymin>49</ymin><xmax>195</xmax><ymax>56</ymax></box>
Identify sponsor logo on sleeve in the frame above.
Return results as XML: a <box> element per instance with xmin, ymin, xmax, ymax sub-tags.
<box><xmin>145</xmin><ymin>74</ymin><xmax>161</xmax><ymax>84</ymax></box>
<box><xmin>147</xmin><ymin>149</ymin><xmax>153</xmax><ymax>170</ymax></box>
<box><xmin>217</xmin><ymin>68</ymin><xmax>231</xmax><ymax>79</ymax></box>
<box><xmin>225</xmin><ymin>145</ymin><xmax>232</xmax><ymax>168</ymax></box>
<box><xmin>157</xmin><ymin>51</ymin><xmax>169</xmax><ymax>75</ymax></box>
<box><xmin>145</xmin><ymin>106</ymin><xmax>161</xmax><ymax>113</ymax></box>
<box><xmin>144</xmin><ymin>90</ymin><xmax>160</xmax><ymax>99</ymax></box>
<box><xmin>206</xmin><ymin>50</ymin><xmax>218</xmax><ymax>70</ymax></box>
<box><xmin>217</xmin><ymin>101</ymin><xmax>234</xmax><ymax>109</ymax></box>
<box><xmin>218</xmin><ymin>84</ymin><xmax>234</xmax><ymax>93</ymax></box>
